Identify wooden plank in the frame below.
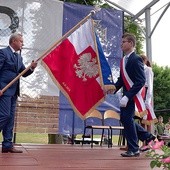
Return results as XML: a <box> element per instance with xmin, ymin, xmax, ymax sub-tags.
<box><xmin>0</xmin><ymin>144</ymin><xmax>160</xmax><ymax>170</ymax></box>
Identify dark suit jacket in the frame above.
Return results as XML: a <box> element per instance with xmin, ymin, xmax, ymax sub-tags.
<box><xmin>0</xmin><ymin>46</ymin><xmax>33</xmax><ymax>96</ymax></box>
<box><xmin>115</xmin><ymin>52</ymin><xmax>146</xmax><ymax>102</ymax></box>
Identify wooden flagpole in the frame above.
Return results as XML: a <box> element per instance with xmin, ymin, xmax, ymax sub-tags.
<box><xmin>1</xmin><ymin>9</ymin><xmax>98</xmax><ymax>93</ymax></box>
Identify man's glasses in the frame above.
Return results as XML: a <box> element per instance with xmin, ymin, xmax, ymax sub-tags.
<box><xmin>122</xmin><ymin>41</ymin><xmax>131</xmax><ymax>43</ymax></box>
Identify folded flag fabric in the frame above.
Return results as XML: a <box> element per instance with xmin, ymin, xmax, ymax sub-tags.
<box><xmin>96</xmin><ymin>35</ymin><xmax>115</xmax><ymax>92</ymax></box>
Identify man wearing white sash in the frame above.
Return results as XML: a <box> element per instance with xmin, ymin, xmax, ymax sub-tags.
<box><xmin>111</xmin><ymin>33</ymin><xmax>156</xmax><ymax>157</ymax></box>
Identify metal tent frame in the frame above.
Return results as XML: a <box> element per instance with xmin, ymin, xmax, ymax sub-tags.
<box><xmin>105</xmin><ymin>0</ymin><xmax>170</xmax><ymax>62</ymax></box>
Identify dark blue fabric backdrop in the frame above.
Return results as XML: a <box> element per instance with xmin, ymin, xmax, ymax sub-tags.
<box><xmin>59</xmin><ymin>2</ymin><xmax>123</xmax><ymax>135</ymax></box>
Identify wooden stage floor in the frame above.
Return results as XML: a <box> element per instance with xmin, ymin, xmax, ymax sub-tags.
<box><xmin>0</xmin><ymin>144</ymin><xmax>159</xmax><ymax>170</ymax></box>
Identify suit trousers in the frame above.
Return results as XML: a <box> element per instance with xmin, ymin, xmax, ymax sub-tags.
<box><xmin>120</xmin><ymin>100</ymin><xmax>151</xmax><ymax>152</ymax></box>
<box><xmin>0</xmin><ymin>95</ymin><xmax>17</xmax><ymax>148</ymax></box>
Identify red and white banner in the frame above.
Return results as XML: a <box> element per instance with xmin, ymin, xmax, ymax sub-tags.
<box><xmin>42</xmin><ymin>19</ymin><xmax>104</xmax><ymax>119</ymax></box>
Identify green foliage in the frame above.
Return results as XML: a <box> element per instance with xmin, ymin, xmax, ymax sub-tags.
<box><xmin>100</xmin><ymin>3</ymin><xmax>112</xmax><ymax>9</ymax></box>
<box><xmin>0</xmin><ymin>133</ymin><xmax>48</xmax><ymax>144</ymax></box>
<box><xmin>124</xmin><ymin>16</ymin><xmax>145</xmax><ymax>54</ymax></box>
<box><xmin>60</xmin><ymin>0</ymin><xmax>102</xmax><ymax>6</ymax></box>
<box><xmin>150</xmin><ymin>160</ymin><xmax>162</xmax><ymax>169</ymax></box>
<box><xmin>153</xmin><ymin>64</ymin><xmax>170</xmax><ymax>118</ymax></box>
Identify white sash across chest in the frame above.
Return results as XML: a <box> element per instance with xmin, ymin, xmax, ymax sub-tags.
<box><xmin>120</xmin><ymin>57</ymin><xmax>146</xmax><ymax>117</ymax></box>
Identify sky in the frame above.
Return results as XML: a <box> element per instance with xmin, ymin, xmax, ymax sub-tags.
<box><xmin>106</xmin><ymin>0</ymin><xmax>170</xmax><ymax>67</ymax></box>
<box><xmin>151</xmin><ymin>2</ymin><xmax>170</xmax><ymax>67</ymax></box>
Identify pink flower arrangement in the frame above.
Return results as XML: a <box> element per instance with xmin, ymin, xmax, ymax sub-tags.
<box><xmin>148</xmin><ymin>140</ymin><xmax>164</xmax><ymax>149</ymax></box>
<box><xmin>162</xmin><ymin>157</ymin><xmax>170</xmax><ymax>164</ymax></box>
<box><xmin>146</xmin><ymin>140</ymin><xmax>170</xmax><ymax>169</ymax></box>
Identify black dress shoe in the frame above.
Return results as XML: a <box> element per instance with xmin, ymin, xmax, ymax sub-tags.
<box><xmin>139</xmin><ymin>146</ymin><xmax>150</xmax><ymax>152</ymax></box>
<box><xmin>121</xmin><ymin>151</ymin><xmax>140</xmax><ymax>157</ymax></box>
<box><xmin>2</xmin><ymin>147</ymin><xmax>23</xmax><ymax>153</ymax></box>
<box><xmin>146</xmin><ymin>135</ymin><xmax>156</xmax><ymax>145</ymax></box>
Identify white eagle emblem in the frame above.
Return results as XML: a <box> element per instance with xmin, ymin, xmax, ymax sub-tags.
<box><xmin>74</xmin><ymin>53</ymin><xmax>98</xmax><ymax>81</ymax></box>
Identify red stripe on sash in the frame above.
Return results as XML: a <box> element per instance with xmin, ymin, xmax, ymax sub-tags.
<box><xmin>120</xmin><ymin>58</ymin><xmax>146</xmax><ymax>114</ymax></box>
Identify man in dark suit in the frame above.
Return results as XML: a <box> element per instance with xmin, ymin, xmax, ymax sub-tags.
<box><xmin>108</xmin><ymin>33</ymin><xmax>155</xmax><ymax>157</ymax></box>
<box><xmin>0</xmin><ymin>33</ymin><xmax>37</xmax><ymax>153</ymax></box>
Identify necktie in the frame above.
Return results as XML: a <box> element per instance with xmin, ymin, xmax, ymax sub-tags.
<box><xmin>125</xmin><ymin>56</ymin><xmax>128</xmax><ymax>66</ymax></box>
<box><xmin>13</xmin><ymin>52</ymin><xmax>18</xmax><ymax>69</ymax></box>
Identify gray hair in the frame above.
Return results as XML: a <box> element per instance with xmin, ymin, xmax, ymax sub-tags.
<box><xmin>9</xmin><ymin>32</ymin><xmax>22</xmax><ymax>44</ymax></box>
